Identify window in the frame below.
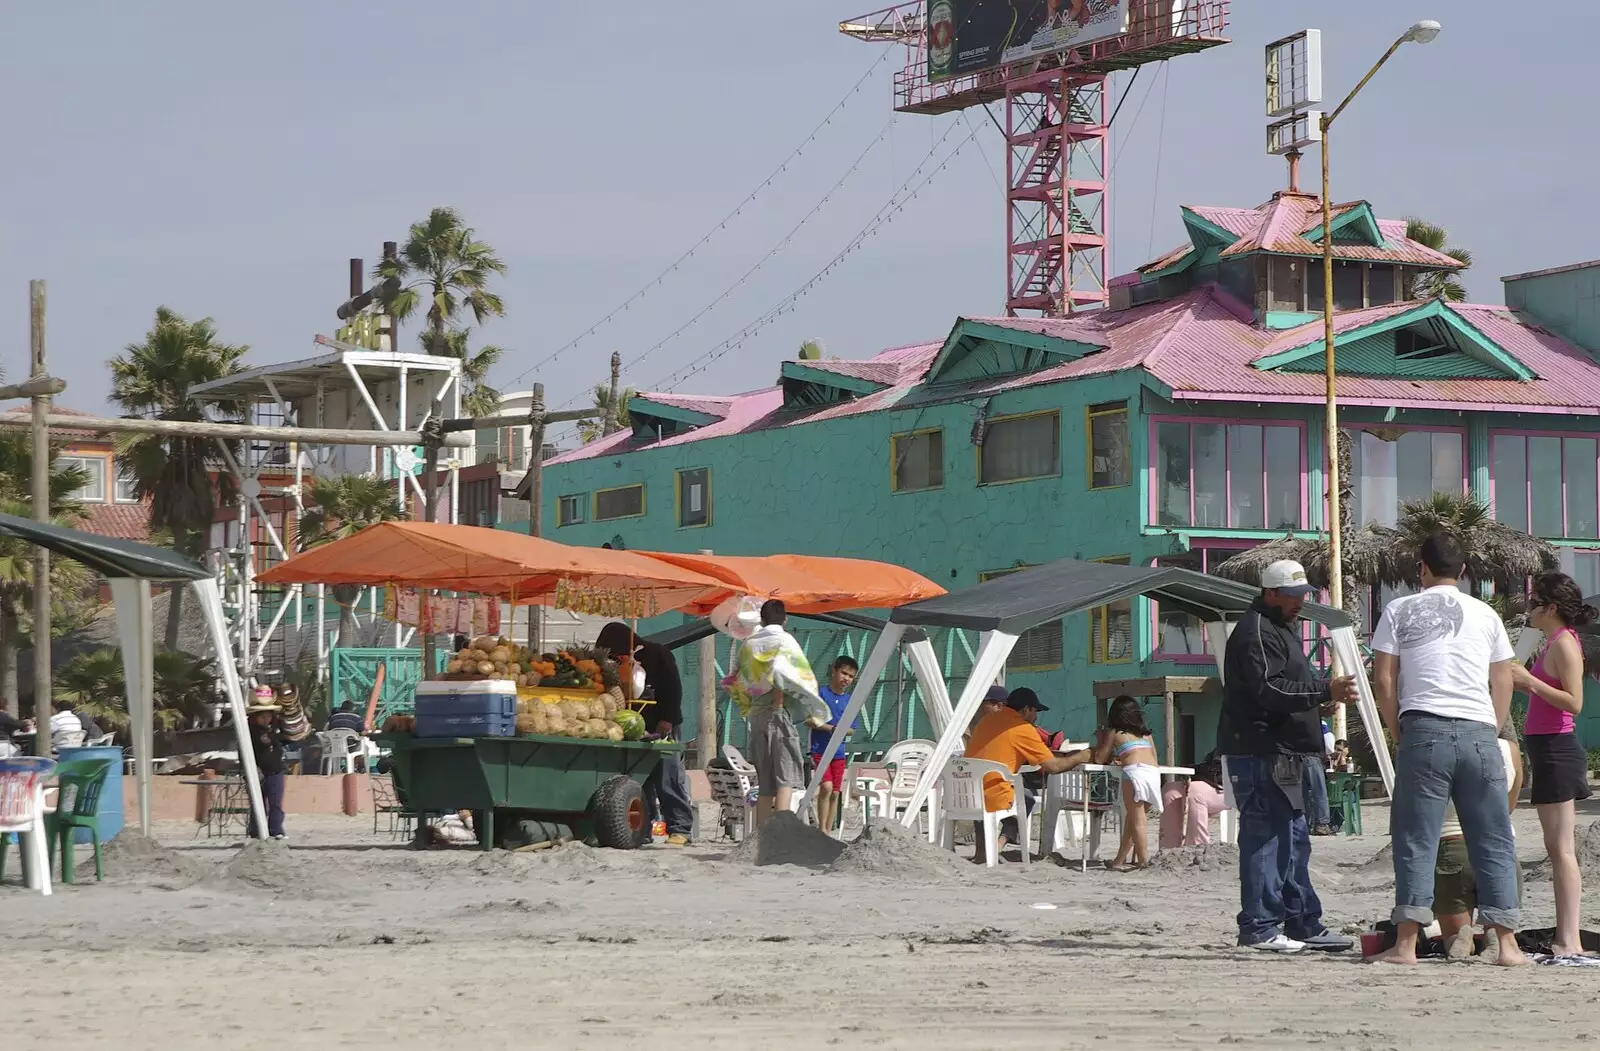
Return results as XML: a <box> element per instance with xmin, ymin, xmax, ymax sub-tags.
<box><xmin>1153</xmin><ymin>545</ymin><xmax>1253</xmax><ymax>658</ymax></box>
<box><xmin>677</xmin><ymin>468</ymin><xmax>710</xmax><ymax>528</ymax></box>
<box><xmin>593</xmin><ymin>485</ymin><xmax>644</xmax><ymax>522</ymax></box>
<box><xmin>1492</xmin><ymin>433</ymin><xmax>1600</xmax><ymax>539</ymax></box>
<box><xmin>114</xmin><ymin>466</ymin><xmax>139</xmax><ymax>503</ymax></box>
<box><xmin>1345</xmin><ymin>428</ymin><xmax>1465</xmax><ymax>528</ymax></box>
<box><xmin>1567</xmin><ymin>551</ymin><xmax>1600</xmax><ymax>600</ymax></box>
<box><xmin>1306</xmin><ymin>261</ymin><xmax>1368</xmax><ymax>312</ymax></box>
<box><xmin>891</xmin><ymin>429</ymin><xmax>944</xmax><ymax>492</ymax></box>
<box><xmin>1089</xmin><ymin>556</ymin><xmax>1132</xmax><ymax>664</ymax></box>
<box><xmin>1154</xmin><ymin>420</ymin><xmax>1302</xmax><ymax>529</ymax></box>
<box><xmin>1269</xmin><ymin>257</ymin><xmax>1305</xmax><ymax>312</ymax></box>
<box><xmin>558</xmin><ymin>494</ymin><xmax>585</xmax><ymax>527</ymax></box>
<box><xmin>1368</xmin><ymin>265</ymin><xmax>1396</xmax><ymax>306</ymax></box>
<box><xmin>979</xmin><ymin>412</ymin><xmax>1059</xmax><ymax>485</ymax></box>
<box><xmin>58</xmin><ymin>455</ymin><xmax>106</xmax><ymax>503</ymax></box>
<box><xmin>980</xmin><ymin>568</ymin><xmax>1063</xmax><ymax>671</ymax></box>
<box><xmin>1087</xmin><ymin>403</ymin><xmax>1130</xmax><ymax>489</ymax></box>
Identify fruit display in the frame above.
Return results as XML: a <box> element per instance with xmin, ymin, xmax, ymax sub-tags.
<box><xmin>513</xmin><ymin>686</ymin><xmax>632</xmax><ymax>741</ymax></box>
<box><xmin>445</xmin><ymin>637</ymin><xmax>621</xmax><ymax>692</ymax></box>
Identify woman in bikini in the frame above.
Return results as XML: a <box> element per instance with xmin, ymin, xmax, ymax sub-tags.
<box><xmin>1093</xmin><ymin>695</ymin><xmax>1163</xmax><ymax>871</ymax></box>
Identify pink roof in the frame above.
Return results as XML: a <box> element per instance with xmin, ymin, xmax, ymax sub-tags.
<box><xmin>1143</xmin><ymin>194</ymin><xmax>1466</xmax><ymax>272</ymax></box>
<box><xmin>629</xmin><ymin>392</ymin><xmax>737</xmax><ymax>418</ymax></box>
<box><xmin>549</xmin><ymin>292</ymin><xmax>1600</xmax><ymax>466</ymax></box>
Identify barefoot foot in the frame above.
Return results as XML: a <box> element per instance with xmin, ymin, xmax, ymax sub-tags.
<box><xmin>1367</xmin><ymin>946</ymin><xmax>1418</xmax><ymax>965</ymax></box>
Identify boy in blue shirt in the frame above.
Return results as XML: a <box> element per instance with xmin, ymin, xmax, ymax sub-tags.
<box><xmin>808</xmin><ymin>656</ymin><xmax>859</xmax><ymax>833</ymax></box>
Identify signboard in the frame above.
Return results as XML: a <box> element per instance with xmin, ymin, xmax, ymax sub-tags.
<box><xmin>928</xmin><ymin>0</ymin><xmax>1130</xmax><ymax>82</ymax></box>
<box><xmin>383</xmin><ymin>586</ymin><xmax>500</xmax><ymax>637</ymax></box>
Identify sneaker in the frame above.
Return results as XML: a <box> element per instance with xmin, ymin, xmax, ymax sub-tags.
<box><xmin>1245</xmin><ymin>934</ymin><xmax>1306</xmax><ymax>954</ymax></box>
<box><xmin>1295</xmin><ymin>929</ymin><xmax>1355</xmax><ymax>952</ymax></box>
<box><xmin>1311</xmin><ymin>825</ymin><xmax>1335</xmax><ymax>836</ymax></box>
<box><xmin>270</xmin><ymin>834</ymin><xmax>287</xmax><ymax>841</ymax></box>
<box><xmin>665</xmin><ymin>833</ymin><xmax>689</xmax><ymax>847</ymax></box>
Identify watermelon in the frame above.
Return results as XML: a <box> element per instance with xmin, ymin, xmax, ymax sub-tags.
<box><xmin>613</xmin><ymin>709</ymin><xmax>645</xmax><ymax>741</ymax></box>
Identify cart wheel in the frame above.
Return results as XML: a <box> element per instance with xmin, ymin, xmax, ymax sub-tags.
<box><xmin>591</xmin><ymin>776</ymin><xmax>648</xmax><ymax>850</ymax></box>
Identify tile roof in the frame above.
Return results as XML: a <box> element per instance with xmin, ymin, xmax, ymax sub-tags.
<box><xmin>81</xmin><ymin>501</ymin><xmax>153</xmax><ymax>542</ymax></box>
<box><xmin>1142</xmin><ymin>194</ymin><xmax>1466</xmax><ymax>272</ymax></box>
<box><xmin>0</xmin><ymin>404</ymin><xmax>106</xmax><ymax>442</ymax></box>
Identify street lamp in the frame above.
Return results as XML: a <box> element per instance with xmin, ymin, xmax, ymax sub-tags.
<box><xmin>1320</xmin><ymin>21</ymin><xmax>1438</xmax><ymax>734</ymax></box>
<box><xmin>1320</xmin><ymin>20</ymin><xmax>1440</xmax><ymax>612</ymax></box>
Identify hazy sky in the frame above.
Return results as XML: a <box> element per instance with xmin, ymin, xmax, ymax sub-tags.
<box><xmin>2</xmin><ymin>1</ymin><xmax>1592</xmax><ymax>446</ymax></box>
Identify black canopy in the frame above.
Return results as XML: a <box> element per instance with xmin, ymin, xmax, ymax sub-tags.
<box><xmin>888</xmin><ymin>558</ymin><xmax>1353</xmax><ymax>635</ymax></box>
<box><xmin>645</xmin><ymin>609</ymin><xmax>907</xmax><ymax>652</ymax></box>
<box><xmin>0</xmin><ymin>511</ymin><xmax>210</xmax><ymax>581</ymax></box>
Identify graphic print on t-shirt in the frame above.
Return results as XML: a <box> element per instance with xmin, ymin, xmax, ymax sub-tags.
<box><xmin>1391</xmin><ymin>591</ymin><xmax>1467</xmax><ymax>647</ymax></box>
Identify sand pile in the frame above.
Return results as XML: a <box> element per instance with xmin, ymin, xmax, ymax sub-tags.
<box><xmin>1146</xmin><ymin>843</ymin><xmax>1239</xmax><ymax>876</ymax></box>
<box><xmin>829</xmin><ymin>818</ymin><xmax>969</xmax><ymax>881</ymax></box>
<box><xmin>217</xmin><ymin>839</ymin><xmax>328</xmax><ymax>896</ymax></box>
<box><xmin>100</xmin><ymin>830</ymin><xmax>207</xmax><ymax>887</ymax></box>
<box><xmin>1346</xmin><ymin>843</ymin><xmax>1392</xmax><ymax>873</ymax></box>
<box><xmin>732</xmin><ymin>812</ymin><xmax>845</xmax><ymax>868</ymax></box>
<box><xmin>1575</xmin><ymin>820</ymin><xmax>1600</xmax><ymax>874</ymax></box>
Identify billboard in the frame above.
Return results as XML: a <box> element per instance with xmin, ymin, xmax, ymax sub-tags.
<box><xmin>927</xmin><ymin>0</ymin><xmax>1131</xmax><ymax>82</ymax></box>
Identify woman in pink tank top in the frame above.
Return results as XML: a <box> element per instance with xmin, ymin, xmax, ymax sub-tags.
<box><xmin>1511</xmin><ymin>572</ymin><xmax>1594</xmax><ymax>956</ymax></box>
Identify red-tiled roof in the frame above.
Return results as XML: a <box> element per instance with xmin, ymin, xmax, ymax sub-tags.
<box><xmin>81</xmin><ymin>501</ymin><xmax>152</xmax><ymax>542</ymax></box>
<box><xmin>0</xmin><ymin>404</ymin><xmax>106</xmax><ymax>442</ymax></box>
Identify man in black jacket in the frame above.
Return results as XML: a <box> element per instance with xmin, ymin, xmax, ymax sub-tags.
<box><xmin>597</xmin><ymin>622</ymin><xmax>693</xmax><ymax>846</ymax></box>
<box><xmin>1220</xmin><ymin>559</ymin><xmax>1356</xmax><ymax>954</ymax></box>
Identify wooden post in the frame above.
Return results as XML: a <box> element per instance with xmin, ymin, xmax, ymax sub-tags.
<box><xmin>695</xmin><ymin>548</ymin><xmax>716</xmax><ymax>768</ymax></box>
<box><xmin>603</xmin><ymin>352</ymin><xmax>622</xmax><ymax>437</ymax></box>
<box><xmin>1163</xmin><ymin>690</ymin><xmax>1176</xmax><ymax>766</ymax></box>
<box><xmin>526</xmin><ymin>383</ymin><xmax>545</xmax><ymax>650</ymax></box>
<box><xmin>29</xmin><ymin>280</ymin><xmax>52</xmax><ymax>754</ymax></box>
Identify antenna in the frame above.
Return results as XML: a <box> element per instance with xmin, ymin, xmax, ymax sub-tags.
<box><xmin>1266</xmin><ymin>30</ymin><xmax>1323</xmax><ymax>171</ymax></box>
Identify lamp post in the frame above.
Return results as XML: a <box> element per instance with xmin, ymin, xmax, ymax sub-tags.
<box><xmin>1320</xmin><ymin>20</ymin><xmax>1438</xmax><ymax>735</ymax></box>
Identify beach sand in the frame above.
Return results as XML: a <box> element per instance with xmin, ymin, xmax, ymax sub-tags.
<box><xmin>2</xmin><ymin>801</ymin><xmax>1597</xmax><ymax>1050</ymax></box>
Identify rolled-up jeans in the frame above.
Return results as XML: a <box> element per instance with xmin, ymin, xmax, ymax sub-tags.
<box><xmin>1392</xmin><ymin>711</ymin><xmax>1520</xmax><ymax>931</ymax></box>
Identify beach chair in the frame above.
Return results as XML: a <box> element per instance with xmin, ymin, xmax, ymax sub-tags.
<box><xmin>938</xmin><ymin>757</ymin><xmax>1027</xmax><ymax>868</ymax></box>
<box><xmin>44</xmin><ymin>757</ymin><xmax>115</xmax><ymax>883</ymax></box>
<box><xmin>0</xmin><ymin>756</ymin><xmax>57</xmax><ymax>895</ymax></box>
<box><xmin>706</xmin><ymin>765</ymin><xmax>755</xmax><ymax>840</ymax></box>
<box><xmin>370</xmin><ymin>773</ymin><xmax>414</xmax><ymax>840</ymax></box>
<box><xmin>883</xmin><ymin>739</ymin><xmax>939</xmax><ymax>843</ymax></box>
<box><xmin>316</xmin><ymin>729</ymin><xmax>363</xmax><ymax>775</ymax></box>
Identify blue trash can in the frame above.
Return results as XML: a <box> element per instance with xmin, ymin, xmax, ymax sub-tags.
<box><xmin>55</xmin><ymin>746</ymin><xmax>125</xmax><ymax>845</ymax></box>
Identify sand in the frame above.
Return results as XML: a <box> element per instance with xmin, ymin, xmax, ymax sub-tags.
<box><xmin>2</xmin><ymin>804</ymin><xmax>1597</xmax><ymax>1050</ymax></box>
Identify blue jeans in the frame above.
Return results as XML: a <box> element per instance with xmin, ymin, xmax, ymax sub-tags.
<box><xmin>643</xmin><ymin>724</ymin><xmax>694</xmax><ymax>837</ymax></box>
<box><xmin>1391</xmin><ymin>712</ymin><xmax>1519</xmax><ymax>931</ymax></box>
<box><xmin>1227</xmin><ymin>755</ymin><xmax>1325</xmax><ymax>945</ymax></box>
<box><xmin>1302</xmin><ymin>759</ymin><xmax>1330</xmax><ymax>828</ymax></box>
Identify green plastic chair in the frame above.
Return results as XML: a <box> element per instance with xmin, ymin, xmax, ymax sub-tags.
<box><xmin>44</xmin><ymin>758</ymin><xmax>114</xmax><ymax>884</ymax></box>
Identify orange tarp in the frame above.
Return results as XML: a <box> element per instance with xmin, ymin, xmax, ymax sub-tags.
<box><xmin>640</xmin><ymin>551</ymin><xmax>946</xmax><ymax>614</ymax></box>
<box><xmin>256</xmin><ymin>522</ymin><xmax>724</xmax><ymax>610</ymax></box>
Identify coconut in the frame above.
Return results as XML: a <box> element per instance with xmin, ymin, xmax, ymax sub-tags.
<box><xmin>476</xmin><ymin>661</ymin><xmax>495</xmax><ymax>676</ymax></box>
<box><xmin>605</xmin><ymin>724</ymin><xmax>625</xmax><ymax>742</ymax></box>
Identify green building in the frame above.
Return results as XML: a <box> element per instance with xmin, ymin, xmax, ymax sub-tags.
<box><xmin>527</xmin><ymin>194</ymin><xmax>1600</xmax><ymax>759</ymax></box>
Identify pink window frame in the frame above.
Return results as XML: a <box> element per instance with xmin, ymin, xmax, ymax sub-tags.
<box><xmin>1147</xmin><ymin>416</ymin><xmax>1308</xmax><ymax>530</ymax></box>
<box><xmin>1152</xmin><ymin>539</ymin><xmax>1266</xmax><ymax>664</ymax></box>
<box><xmin>1343</xmin><ymin>424</ymin><xmax>1469</xmax><ymax>528</ymax></box>
<box><xmin>1487</xmin><ymin>429</ymin><xmax>1600</xmax><ymax>540</ymax></box>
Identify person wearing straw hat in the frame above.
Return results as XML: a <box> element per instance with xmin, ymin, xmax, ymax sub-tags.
<box><xmin>246</xmin><ymin>687</ymin><xmax>288</xmax><ymax>840</ymax></box>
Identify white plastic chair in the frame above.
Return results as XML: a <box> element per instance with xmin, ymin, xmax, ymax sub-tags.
<box><xmin>1039</xmin><ymin>766</ymin><xmax>1120</xmax><ymax>872</ymax></box>
<box><xmin>88</xmin><ymin>733</ymin><xmax>116</xmax><ymax>746</ymax></box>
<box><xmin>884</xmin><ymin>739</ymin><xmax>940</xmax><ymax>842</ymax></box>
<box><xmin>317</xmin><ymin>729</ymin><xmax>363</xmax><ymax>775</ymax></box>
<box><xmin>938</xmin><ymin>757</ymin><xmax>1027</xmax><ymax>868</ymax></box>
<box><xmin>0</xmin><ymin>756</ymin><xmax>57</xmax><ymax>895</ymax></box>
<box><xmin>51</xmin><ymin>730</ymin><xmax>86</xmax><ymax>752</ymax></box>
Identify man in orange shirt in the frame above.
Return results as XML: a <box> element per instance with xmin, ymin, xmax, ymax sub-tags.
<box><xmin>966</xmin><ymin>688</ymin><xmax>1086</xmax><ymax>862</ymax></box>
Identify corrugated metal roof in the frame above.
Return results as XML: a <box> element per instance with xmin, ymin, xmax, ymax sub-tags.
<box><xmin>1176</xmin><ymin>195</ymin><xmax>1466</xmax><ymax>268</ymax></box>
<box><xmin>548</xmin><ymin>291</ymin><xmax>1600</xmax><ymax>465</ymax></box>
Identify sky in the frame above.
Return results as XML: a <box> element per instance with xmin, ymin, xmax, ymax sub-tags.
<box><xmin>2</xmin><ymin>1</ymin><xmax>1594</xmax><ymax>447</ymax></box>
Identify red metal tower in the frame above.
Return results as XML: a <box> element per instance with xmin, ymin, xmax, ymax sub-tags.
<box><xmin>842</xmin><ymin>2</ymin><xmax>1230</xmax><ymax>317</ymax></box>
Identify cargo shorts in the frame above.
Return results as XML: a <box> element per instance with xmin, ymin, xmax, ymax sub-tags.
<box><xmin>748</xmin><ymin>705</ymin><xmax>806</xmax><ymax>796</ymax></box>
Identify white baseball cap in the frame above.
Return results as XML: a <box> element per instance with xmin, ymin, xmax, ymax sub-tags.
<box><xmin>1261</xmin><ymin>559</ymin><xmax>1316</xmax><ymax>597</ymax></box>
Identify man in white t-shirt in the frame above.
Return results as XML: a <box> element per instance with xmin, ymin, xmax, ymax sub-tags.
<box><xmin>1367</xmin><ymin>530</ymin><xmax>1525</xmax><ymax>967</ymax></box>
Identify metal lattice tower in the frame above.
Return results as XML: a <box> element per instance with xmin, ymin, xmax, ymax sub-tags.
<box><xmin>842</xmin><ymin>1</ymin><xmax>1230</xmax><ymax>318</ymax></box>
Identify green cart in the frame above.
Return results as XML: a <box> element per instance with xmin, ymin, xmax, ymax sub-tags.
<box><xmin>378</xmin><ymin>733</ymin><xmax>683</xmax><ymax>850</ymax></box>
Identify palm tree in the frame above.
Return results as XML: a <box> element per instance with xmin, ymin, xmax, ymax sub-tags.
<box><xmin>1405</xmin><ymin>218</ymin><xmax>1473</xmax><ymax>301</ymax></box>
<box><xmin>111</xmin><ymin>307</ymin><xmax>248</xmax><ymax>649</ymax></box>
<box><xmin>375</xmin><ymin>207</ymin><xmax>507</xmax><ymax>356</ymax></box>
<box><xmin>0</xmin><ymin>433</ymin><xmax>92</xmax><ymax>715</ymax></box>
<box><xmin>579</xmin><ymin>383</ymin><xmax>634</xmax><ymax>444</ymax></box>
<box><xmin>298</xmin><ymin>475</ymin><xmax>408</xmax><ymax>646</ymax></box>
<box><xmin>56</xmin><ymin>649</ymin><xmax>128</xmax><ymax>732</ymax></box>
<box><xmin>434</xmin><ymin>328</ymin><xmax>504</xmax><ymax>419</ymax></box>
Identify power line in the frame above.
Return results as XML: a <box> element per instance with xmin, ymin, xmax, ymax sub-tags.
<box><xmin>647</xmin><ymin>121</ymin><xmax>982</xmax><ymax>393</ymax></box>
<box><xmin>511</xmin><ymin>48</ymin><xmax>893</xmax><ymax>386</ymax></box>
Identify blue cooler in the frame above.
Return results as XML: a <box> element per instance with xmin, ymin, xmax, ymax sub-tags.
<box><xmin>55</xmin><ymin>745</ymin><xmax>124</xmax><ymax>845</ymax></box>
<box><xmin>414</xmin><ymin>681</ymin><xmax>518</xmax><ymax>738</ymax></box>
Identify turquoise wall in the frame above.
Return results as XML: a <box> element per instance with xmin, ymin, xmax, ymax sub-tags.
<box><xmin>527</xmin><ymin>366</ymin><xmax>1600</xmax><ymax>757</ymax></box>
<box><xmin>1505</xmin><ymin>265</ymin><xmax>1600</xmax><ymax>354</ymax></box>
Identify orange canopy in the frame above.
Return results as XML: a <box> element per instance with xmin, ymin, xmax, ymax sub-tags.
<box><xmin>256</xmin><ymin>521</ymin><xmax>724</xmax><ymax>610</ymax></box>
<box><xmin>640</xmin><ymin>551</ymin><xmax>946</xmax><ymax>615</ymax></box>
